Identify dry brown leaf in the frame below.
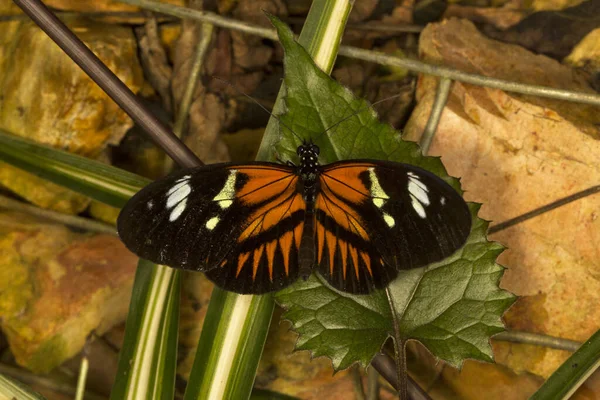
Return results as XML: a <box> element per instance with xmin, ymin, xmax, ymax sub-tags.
<box><xmin>484</xmin><ymin>0</ymin><xmax>600</xmax><ymax>59</ymax></box>
<box><xmin>0</xmin><ymin>17</ymin><xmax>143</xmax><ymax>213</ymax></box>
<box><xmin>403</xmin><ymin>18</ymin><xmax>600</xmax><ymax>384</ymax></box>
<box><xmin>444</xmin><ymin>1</ymin><xmax>527</xmax><ymax>30</ymax></box>
<box><xmin>0</xmin><ymin>211</ymin><xmax>137</xmax><ymax>373</ymax></box>
<box><xmin>565</xmin><ymin>28</ymin><xmax>600</xmax><ymax>70</ymax></box>
<box><xmin>136</xmin><ymin>18</ymin><xmax>174</xmax><ymax>113</ymax></box>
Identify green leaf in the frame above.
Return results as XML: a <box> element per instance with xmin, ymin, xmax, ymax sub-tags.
<box><xmin>271</xmin><ymin>18</ymin><xmax>515</xmax><ymax>370</ymax></box>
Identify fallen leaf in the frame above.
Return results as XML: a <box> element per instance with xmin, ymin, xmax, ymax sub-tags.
<box><xmin>0</xmin><ymin>211</ymin><xmax>137</xmax><ymax>373</ymax></box>
<box><xmin>0</xmin><ymin>17</ymin><xmax>144</xmax><ymax>213</ymax></box>
<box><xmin>485</xmin><ymin>0</ymin><xmax>600</xmax><ymax>59</ymax></box>
<box><xmin>403</xmin><ymin>18</ymin><xmax>600</xmax><ymax>380</ymax></box>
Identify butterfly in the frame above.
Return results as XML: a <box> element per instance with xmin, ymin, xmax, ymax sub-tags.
<box><xmin>117</xmin><ymin>138</ymin><xmax>472</xmax><ymax>295</ymax></box>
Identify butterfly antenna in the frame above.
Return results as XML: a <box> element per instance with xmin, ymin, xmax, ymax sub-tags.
<box><xmin>211</xmin><ymin>76</ymin><xmax>304</xmax><ymax>143</ymax></box>
<box><xmin>316</xmin><ymin>92</ymin><xmax>409</xmax><ymax>140</ymax></box>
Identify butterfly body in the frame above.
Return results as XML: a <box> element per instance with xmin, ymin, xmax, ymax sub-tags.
<box><xmin>118</xmin><ymin>141</ymin><xmax>471</xmax><ymax>295</ymax></box>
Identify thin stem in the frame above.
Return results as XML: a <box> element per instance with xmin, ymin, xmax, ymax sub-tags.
<box><xmin>386</xmin><ymin>288</ymin><xmax>407</xmax><ymax>399</ymax></box>
<box><xmin>164</xmin><ymin>22</ymin><xmax>214</xmax><ymax>174</ymax></box>
<box><xmin>0</xmin><ymin>194</ymin><xmax>116</xmax><ymax>235</ymax></box>
<box><xmin>173</xmin><ymin>23</ymin><xmax>214</xmax><ymax>140</ymax></box>
<box><xmin>371</xmin><ymin>354</ymin><xmax>432</xmax><ymax>400</ymax></box>
<box><xmin>13</xmin><ymin>0</ymin><xmax>201</xmax><ymax>169</ymax></box>
<box><xmin>75</xmin><ymin>356</ymin><xmax>89</xmax><ymax>400</ymax></box>
<box><xmin>0</xmin><ymin>11</ymin><xmax>176</xmax><ymax>22</ymax></box>
<box><xmin>488</xmin><ymin>185</ymin><xmax>600</xmax><ymax>234</ymax></box>
<box><xmin>366</xmin><ymin>365</ymin><xmax>380</xmax><ymax>400</ymax></box>
<box><xmin>115</xmin><ymin>0</ymin><xmax>600</xmax><ymax>107</ymax></box>
<box><xmin>419</xmin><ymin>77</ymin><xmax>452</xmax><ymax>154</ymax></box>
<box><xmin>494</xmin><ymin>331</ymin><xmax>581</xmax><ymax>352</ymax></box>
<box><xmin>350</xmin><ymin>366</ymin><xmax>366</xmax><ymax>400</ymax></box>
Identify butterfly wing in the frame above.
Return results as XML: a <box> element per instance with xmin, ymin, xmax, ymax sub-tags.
<box><xmin>117</xmin><ymin>163</ymin><xmax>306</xmax><ymax>294</ymax></box>
<box><xmin>314</xmin><ymin>160</ymin><xmax>472</xmax><ymax>294</ymax></box>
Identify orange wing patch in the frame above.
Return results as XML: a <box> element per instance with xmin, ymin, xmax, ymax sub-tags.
<box><xmin>228</xmin><ymin>167</ymin><xmax>306</xmax><ymax>282</ymax></box>
<box><xmin>315</xmin><ymin>164</ymin><xmax>380</xmax><ymax>286</ymax></box>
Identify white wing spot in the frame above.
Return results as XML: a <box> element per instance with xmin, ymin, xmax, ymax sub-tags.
<box><xmin>408</xmin><ymin>179</ymin><xmax>430</xmax><ymax>206</ymax></box>
<box><xmin>147</xmin><ymin>200</ymin><xmax>154</xmax><ymax>210</ymax></box>
<box><xmin>205</xmin><ymin>216</ymin><xmax>220</xmax><ymax>230</ymax></box>
<box><xmin>441</xmin><ymin>196</ymin><xmax>446</xmax><ymax>205</ymax></box>
<box><xmin>213</xmin><ymin>169</ymin><xmax>238</xmax><ymax>209</ymax></box>
<box><xmin>367</xmin><ymin>168</ymin><xmax>389</xmax><ymax>208</ymax></box>
<box><xmin>166</xmin><ymin>182</ymin><xmax>191</xmax><ymax>209</ymax></box>
<box><xmin>410</xmin><ymin>194</ymin><xmax>426</xmax><ymax>218</ymax></box>
<box><xmin>169</xmin><ymin>199</ymin><xmax>187</xmax><ymax>221</ymax></box>
<box><xmin>167</xmin><ymin>180</ymin><xmax>188</xmax><ymax>196</ymax></box>
<box><xmin>383</xmin><ymin>213</ymin><xmax>395</xmax><ymax>228</ymax></box>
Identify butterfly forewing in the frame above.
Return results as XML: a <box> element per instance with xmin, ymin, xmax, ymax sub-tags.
<box><xmin>117</xmin><ymin>163</ymin><xmax>306</xmax><ymax>294</ymax></box>
<box><xmin>314</xmin><ymin>161</ymin><xmax>472</xmax><ymax>294</ymax></box>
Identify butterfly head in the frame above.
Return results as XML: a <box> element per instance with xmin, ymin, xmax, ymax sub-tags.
<box><xmin>297</xmin><ymin>142</ymin><xmax>320</xmax><ymax>180</ymax></box>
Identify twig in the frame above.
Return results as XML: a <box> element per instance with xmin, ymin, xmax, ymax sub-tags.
<box><xmin>75</xmin><ymin>356</ymin><xmax>89</xmax><ymax>400</ymax></box>
<box><xmin>164</xmin><ymin>21</ymin><xmax>214</xmax><ymax>174</ymax></box>
<box><xmin>286</xmin><ymin>17</ymin><xmax>424</xmax><ymax>33</ymax></box>
<box><xmin>0</xmin><ymin>11</ymin><xmax>176</xmax><ymax>22</ymax></box>
<box><xmin>350</xmin><ymin>366</ymin><xmax>366</xmax><ymax>400</ymax></box>
<box><xmin>13</xmin><ymin>0</ymin><xmax>202</xmax><ymax>170</ymax></box>
<box><xmin>0</xmin><ymin>194</ymin><xmax>116</xmax><ymax>235</ymax></box>
<box><xmin>494</xmin><ymin>331</ymin><xmax>581</xmax><ymax>352</ymax></box>
<box><xmin>366</xmin><ymin>365</ymin><xmax>380</xmax><ymax>400</ymax></box>
<box><xmin>371</xmin><ymin>354</ymin><xmax>432</xmax><ymax>400</ymax></box>
<box><xmin>488</xmin><ymin>185</ymin><xmax>600</xmax><ymax>234</ymax></box>
<box><xmin>115</xmin><ymin>0</ymin><xmax>600</xmax><ymax>107</ymax></box>
<box><xmin>419</xmin><ymin>77</ymin><xmax>452</xmax><ymax>154</ymax></box>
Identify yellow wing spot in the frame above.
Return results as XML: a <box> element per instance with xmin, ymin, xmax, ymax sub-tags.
<box><xmin>220</xmin><ymin>260</ymin><xmax>227</xmax><ymax>267</ymax></box>
<box><xmin>236</xmin><ymin>252</ymin><xmax>251</xmax><ymax>277</ymax></box>
<box><xmin>349</xmin><ymin>246</ymin><xmax>360</xmax><ymax>279</ymax></box>
<box><xmin>265</xmin><ymin>240</ymin><xmax>277</xmax><ymax>280</ymax></box>
<box><xmin>252</xmin><ymin>245</ymin><xmax>265</xmax><ymax>280</ymax></box>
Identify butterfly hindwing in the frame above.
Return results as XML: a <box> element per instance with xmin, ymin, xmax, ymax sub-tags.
<box><xmin>314</xmin><ymin>160</ymin><xmax>472</xmax><ymax>294</ymax></box>
<box><xmin>117</xmin><ymin>163</ymin><xmax>305</xmax><ymax>294</ymax></box>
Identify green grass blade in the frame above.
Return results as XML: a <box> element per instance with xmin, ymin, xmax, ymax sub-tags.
<box><xmin>530</xmin><ymin>329</ymin><xmax>600</xmax><ymax>400</ymax></box>
<box><xmin>0</xmin><ymin>374</ymin><xmax>46</xmax><ymax>400</ymax></box>
<box><xmin>111</xmin><ymin>261</ymin><xmax>180</xmax><ymax>400</ymax></box>
<box><xmin>0</xmin><ymin>129</ymin><xmax>148</xmax><ymax>208</ymax></box>
<box><xmin>184</xmin><ymin>292</ymin><xmax>274</xmax><ymax>400</ymax></box>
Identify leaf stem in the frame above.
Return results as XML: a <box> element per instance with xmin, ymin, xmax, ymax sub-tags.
<box><xmin>115</xmin><ymin>0</ymin><xmax>600</xmax><ymax>107</ymax></box>
<box><xmin>488</xmin><ymin>185</ymin><xmax>600</xmax><ymax>234</ymax></box>
<box><xmin>164</xmin><ymin>21</ymin><xmax>214</xmax><ymax>174</ymax></box>
<box><xmin>386</xmin><ymin>288</ymin><xmax>408</xmax><ymax>399</ymax></box>
<box><xmin>350</xmin><ymin>366</ymin><xmax>366</xmax><ymax>400</ymax></box>
<box><xmin>419</xmin><ymin>77</ymin><xmax>452</xmax><ymax>155</ymax></box>
<box><xmin>366</xmin><ymin>365</ymin><xmax>380</xmax><ymax>400</ymax></box>
<box><xmin>75</xmin><ymin>356</ymin><xmax>89</xmax><ymax>400</ymax></box>
<box><xmin>493</xmin><ymin>330</ymin><xmax>581</xmax><ymax>352</ymax></box>
<box><xmin>0</xmin><ymin>194</ymin><xmax>116</xmax><ymax>234</ymax></box>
